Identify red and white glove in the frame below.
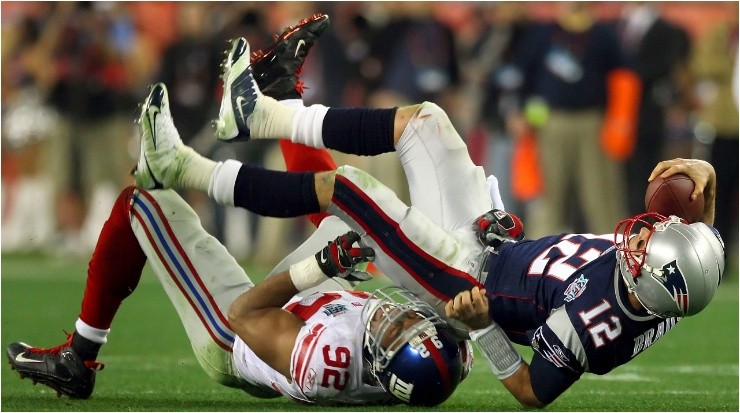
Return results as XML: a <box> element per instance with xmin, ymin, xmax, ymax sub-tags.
<box><xmin>316</xmin><ymin>231</ymin><xmax>375</xmax><ymax>282</ymax></box>
<box><xmin>474</xmin><ymin>209</ymin><xmax>524</xmax><ymax>248</ymax></box>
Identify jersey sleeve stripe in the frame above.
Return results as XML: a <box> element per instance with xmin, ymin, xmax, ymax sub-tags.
<box><xmin>545</xmin><ymin>307</ymin><xmax>589</xmax><ymax>371</ymax></box>
<box><xmin>291</xmin><ymin>323</ymin><xmax>326</xmax><ymax>394</ymax></box>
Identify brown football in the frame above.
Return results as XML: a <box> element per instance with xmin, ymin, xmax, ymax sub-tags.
<box><xmin>644</xmin><ymin>173</ymin><xmax>704</xmax><ymax>223</ymax></box>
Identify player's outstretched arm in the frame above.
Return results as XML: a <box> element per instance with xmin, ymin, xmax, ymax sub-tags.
<box><xmin>648</xmin><ymin>158</ymin><xmax>716</xmax><ymax>225</ymax></box>
<box><xmin>446</xmin><ymin>288</ymin><xmax>544</xmax><ymax>408</ymax></box>
<box><xmin>228</xmin><ymin>272</ymin><xmax>304</xmax><ymax>378</ymax></box>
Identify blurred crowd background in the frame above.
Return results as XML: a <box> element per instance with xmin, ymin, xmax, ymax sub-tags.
<box><xmin>2</xmin><ymin>1</ymin><xmax>737</xmax><ymax>271</ymax></box>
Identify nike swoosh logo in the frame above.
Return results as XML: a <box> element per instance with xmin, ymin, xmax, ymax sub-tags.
<box><xmin>148</xmin><ymin>106</ymin><xmax>160</xmax><ymax>150</ymax></box>
<box><xmin>15</xmin><ymin>353</ymin><xmax>43</xmax><ymax>363</ymax></box>
<box><xmin>294</xmin><ymin>39</ymin><xmax>306</xmax><ymax>58</ymax></box>
<box><xmin>236</xmin><ymin>96</ymin><xmax>248</xmax><ymax>123</ymax></box>
<box><xmin>319</xmin><ymin>250</ymin><xmax>329</xmax><ymax>265</ymax></box>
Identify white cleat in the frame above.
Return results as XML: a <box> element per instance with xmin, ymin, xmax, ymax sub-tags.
<box><xmin>134</xmin><ymin>83</ymin><xmax>185</xmax><ymax>189</ymax></box>
<box><xmin>214</xmin><ymin>38</ymin><xmax>263</xmax><ymax>142</ymax></box>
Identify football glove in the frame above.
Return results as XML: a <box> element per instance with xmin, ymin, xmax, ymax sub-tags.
<box><xmin>473</xmin><ymin>209</ymin><xmax>524</xmax><ymax>248</ymax></box>
<box><xmin>316</xmin><ymin>231</ymin><xmax>375</xmax><ymax>282</ymax></box>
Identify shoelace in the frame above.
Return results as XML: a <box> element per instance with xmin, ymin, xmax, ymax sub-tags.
<box><xmin>25</xmin><ymin>331</ymin><xmax>105</xmax><ymax>371</ymax></box>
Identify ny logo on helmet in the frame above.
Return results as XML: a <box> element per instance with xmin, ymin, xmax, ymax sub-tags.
<box><xmin>388</xmin><ymin>374</ymin><xmax>414</xmax><ymax>403</ymax></box>
<box><xmin>655</xmin><ymin>260</ymin><xmax>689</xmax><ymax>315</ymax></box>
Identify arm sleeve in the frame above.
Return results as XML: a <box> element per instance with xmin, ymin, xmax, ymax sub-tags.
<box><xmin>527</xmin><ymin>308</ymin><xmax>587</xmax><ymax>404</ymax></box>
<box><xmin>529</xmin><ymin>351</ymin><xmax>581</xmax><ymax>405</ymax></box>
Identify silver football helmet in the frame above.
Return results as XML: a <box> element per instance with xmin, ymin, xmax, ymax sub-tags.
<box><xmin>615</xmin><ymin>212</ymin><xmax>725</xmax><ymax>318</ymax></box>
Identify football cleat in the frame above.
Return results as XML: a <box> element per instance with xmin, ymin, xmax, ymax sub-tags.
<box><xmin>251</xmin><ymin>13</ymin><xmax>330</xmax><ymax>101</ymax></box>
<box><xmin>6</xmin><ymin>334</ymin><xmax>103</xmax><ymax>399</ymax></box>
<box><xmin>214</xmin><ymin>38</ymin><xmax>261</xmax><ymax>142</ymax></box>
<box><xmin>134</xmin><ymin>83</ymin><xmax>186</xmax><ymax>190</ymax></box>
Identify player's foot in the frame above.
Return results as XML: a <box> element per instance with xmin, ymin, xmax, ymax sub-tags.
<box><xmin>251</xmin><ymin>13</ymin><xmax>330</xmax><ymax>101</ymax></box>
<box><xmin>134</xmin><ymin>83</ymin><xmax>198</xmax><ymax>190</ymax></box>
<box><xmin>214</xmin><ymin>38</ymin><xmax>261</xmax><ymax>141</ymax></box>
<box><xmin>6</xmin><ymin>334</ymin><xmax>103</xmax><ymax>399</ymax></box>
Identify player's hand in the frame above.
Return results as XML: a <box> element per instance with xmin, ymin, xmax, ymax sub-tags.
<box><xmin>648</xmin><ymin>158</ymin><xmax>716</xmax><ymax>202</ymax></box>
<box><xmin>473</xmin><ymin>209</ymin><xmax>524</xmax><ymax>248</ymax></box>
<box><xmin>315</xmin><ymin>231</ymin><xmax>375</xmax><ymax>282</ymax></box>
<box><xmin>445</xmin><ymin>287</ymin><xmax>491</xmax><ymax>331</ymax></box>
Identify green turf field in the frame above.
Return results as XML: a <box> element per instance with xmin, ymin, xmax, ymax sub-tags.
<box><xmin>2</xmin><ymin>253</ymin><xmax>738</xmax><ymax>411</ymax></box>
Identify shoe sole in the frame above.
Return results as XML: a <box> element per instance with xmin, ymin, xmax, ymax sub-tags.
<box><xmin>216</xmin><ymin>39</ymin><xmax>257</xmax><ymax>142</ymax></box>
<box><xmin>253</xmin><ymin>13</ymin><xmax>330</xmax><ymax>65</ymax></box>
<box><xmin>7</xmin><ymin>354</ymin><xmax>89</xmax><ymax>399</ymax></box>
<box><xmin>135</xmin><ymin>84</ymin><xmax>168</xmax><ymax>189</ymax></box>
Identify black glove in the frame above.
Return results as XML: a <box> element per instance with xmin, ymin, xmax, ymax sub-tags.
<box><xmin>473</xmin><ymin>209</ymin><xmax>524</xmax><ymax>248</ymax></box>
<box><xmin>316</xmin><ymin>231</ymin><xmax>375</xmax><ymax>282</ymax></box>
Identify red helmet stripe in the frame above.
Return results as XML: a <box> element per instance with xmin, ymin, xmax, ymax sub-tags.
<box><xmin>424</xmin><ymin>339</ymin><xmax>452</xmax><ymax>390</ymax></box>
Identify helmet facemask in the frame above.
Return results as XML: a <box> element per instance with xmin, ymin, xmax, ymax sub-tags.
<box><xmin>361</xmin><ymin>287</ymin><xmax>462</xmax><ymax>406</ymax></box>
<box><xmin>614</xmin><ymin>212</ymin><xmax>723</xmax><ymax>318</ymax></box>
<box><xmin>362</xmin><ymin>288</ymin><xmax>442</xmax><ymax>375</ymax></box>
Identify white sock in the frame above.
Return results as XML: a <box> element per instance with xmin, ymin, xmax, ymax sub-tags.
<box><xmin>280</xmin><ymin>98</ymin><xmax>305</xmax><ymax>109</ymax></box>
<box><xmin>208</xmin><ymin>159</ymin><xmax>242</xmax><ymax>206</ymax></box>
<box><xmin>177</xmin><ymin>146</ymin><xmax>217</xmax><ymax>192</ymax></box>
<box><xmin>75</xmin><ymin>319</ymin><xmax>110</xmax><ymax>344</ymax></box>
<box><xmin>248</xmin><ymin>95</ymin><xmax>297</xmax><ymax>139</ymax></box>
<box><xmin>291</xmin><ymin>104</ymin><xmax>329</xmax><ymax>149</ymax></box>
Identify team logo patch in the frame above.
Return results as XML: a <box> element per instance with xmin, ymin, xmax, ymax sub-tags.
<box><xmin>532</xmin><ymin>327</ymin><xmax>577</xmax><ymax>372</ymax></box>
<box><xmin>304</xmin><ymin>368</ymin><xmax>317</xmax><ymax>392</ymax></box>
<box><xmin>564</xmin><ymin>275</ymin><xmax>589</xmax><ymax>302</ymax></box>
<box><xmin>322</xmin><ymin>303</ymin><xmax>348</xmax><ymax>317</ymax></box>
<box><xmin>656</xmin><ymin>260</ymin><xmax>689</xmax><ymax>315</ymax></box>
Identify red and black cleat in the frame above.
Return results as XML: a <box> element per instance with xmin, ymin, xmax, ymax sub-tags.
<box><xmin>6</xmin><ymin>333</ymin><xmax>103</xmax><ymax>399</ymax></box>
<box><xmin>250</xmin><ymin>13</ymin><xmax>330</xmax><ymax>100</ymax></box>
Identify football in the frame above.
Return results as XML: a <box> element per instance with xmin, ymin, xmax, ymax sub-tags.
<box><xmin>644</xmin><ymin>173</ymin><xmax>704</xmax><ymax>223</ymax></box>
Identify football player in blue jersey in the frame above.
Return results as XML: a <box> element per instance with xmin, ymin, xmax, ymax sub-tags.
<box><xmin>134</xmin><ymin>31</ymin><xmax>725</xmax><ymax>409</ymax></box>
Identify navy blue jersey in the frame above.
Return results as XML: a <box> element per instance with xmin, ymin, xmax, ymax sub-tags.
<box><xmin>484</xmin><ymin>233</ymin><xmax>680</xmax><ymax>403</ymax></box>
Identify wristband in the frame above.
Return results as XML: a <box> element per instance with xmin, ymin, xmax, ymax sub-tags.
<box><xmin>289</xmin><ymin>256</ymin><xmax>329</xmax><ymax>291</ymax></box>
<box><xmin>470</xmin><ymin>321</ymin><xmax>523</xmax><ymax>380</ymax></box>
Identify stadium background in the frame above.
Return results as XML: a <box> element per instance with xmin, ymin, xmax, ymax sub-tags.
<box><xmin>1</xmin><ymin>1</ymin><xmax>738</xmax><ymax>411</ymax></box>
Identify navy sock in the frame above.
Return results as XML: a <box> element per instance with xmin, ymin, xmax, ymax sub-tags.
<box><xmin>322</xmin><ymin>107</ymin><xmax>398</xmax><ymax>155</ymax></box>
<box><xmin>72</xmin><ymin>332</ymin><xmax>102</xmax><ymax>361</ymax></box>
<box><xmin>233</xmin><ymin>164</ymin><xmax>320</xmax><ymax>217</ymax></box>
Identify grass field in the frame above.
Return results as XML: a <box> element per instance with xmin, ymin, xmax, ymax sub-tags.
<box><xmin>2</xmin><ymin>253</ymin><xmax>738</xmax><ymax>411</ymax></box>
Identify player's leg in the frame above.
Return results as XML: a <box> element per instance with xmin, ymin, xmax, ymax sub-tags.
<box><xmin>137</xmin><ymin>82</ymin><xmax>484</xmax><ymax>308</ymax></box>
<box><xmin>215</xmin><ymin>37</ymin><xmax>491</xmax><ymax>231</ymax></box>
<box><xmin>128</xmin><ymin>188</ymin><xmax>258</xmax><ymax>390</ymax></box>
<box><xmin>328</xmin><ymin>165</ymin><xmax>485</xmax><ymax>324</ymax></box>
<box><xmin>6</xmin><ymin>186</ymin><xmax>146</xmax><ymax>399</ymax></box>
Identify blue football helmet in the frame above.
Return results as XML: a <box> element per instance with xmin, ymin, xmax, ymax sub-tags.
<box><xmin>362</xmin><ymin>287</ymin><xmax>463</xmax><ymax>406</ymax></box>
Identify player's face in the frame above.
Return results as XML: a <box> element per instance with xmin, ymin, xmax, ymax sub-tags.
<box><xmin>369</xmin><ymin>304</ymin><xmax>424</xmax><ymax>351</ymax></box>
<box><xmin>628</xmin><ymin>227</ymin><xmax>651</xmax><ymax>251</ymax></box>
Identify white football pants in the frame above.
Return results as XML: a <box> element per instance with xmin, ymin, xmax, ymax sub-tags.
<box><xmin>128</xmin><ymin>188</ymin><xmax>351</xmax><ymax>391</ymax></box>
